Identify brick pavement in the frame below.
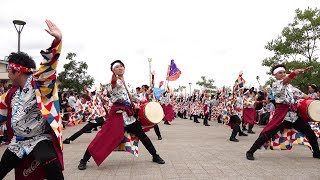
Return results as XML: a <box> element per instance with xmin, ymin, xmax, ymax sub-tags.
<box><xmin>1</xmin><ymin>118</ymin><xmax>320</xmax><ymax>180</ymax></box>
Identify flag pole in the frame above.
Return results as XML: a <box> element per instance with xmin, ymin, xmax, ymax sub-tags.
<box><xmin>164</xmin><ymin>64</ymin><xmax>170</xmax><ymax>92</ymax></box>
<box><xmin>148</xmin><ymin>58</ymin><xmax>152</xmax><ymax>87</ymax></box>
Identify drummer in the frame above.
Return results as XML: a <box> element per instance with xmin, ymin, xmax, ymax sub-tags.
<box><xmin>77</xmin><ymin>60</ymin><xmax>165</xmax><ymax>170</ymax></box>
<box><xmin>140</xmin><ymin>85</ymin><xmax>163</xmax><ymax>140</ymax></box>
<box><xmin>246</xmin><ymin>64</ymin><xmax>320</xmax><ymax>160</ymax></box>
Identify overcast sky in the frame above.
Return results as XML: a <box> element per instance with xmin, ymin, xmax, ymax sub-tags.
<box><xmin>0</xmin><ymin>0</ymin><xmax>319</xmax><ymax>93</ymax></box>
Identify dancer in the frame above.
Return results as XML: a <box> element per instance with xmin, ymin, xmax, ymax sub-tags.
<box><xmin>77</xmin><ymin>60</ymin><xmax>165</xmax><ymax>170</ymax></box>
<box><xmin>0</xmin><ymin>20</ymin><xmax>64</xmax><ymax>179</ymax></box>
<box><xmin>63</xmin><ymin>94</ymin><xmax>106</xmax><ymax>144</ymax></box>
<box><xmin>160</xmin><ymin>91</ymin><xmax>175</xmax><ymax>125</ymax></box>
<box><xmin>246</xmin><ymin>64</ymin><xmax>320</xmax><ymax>160</ymax></box>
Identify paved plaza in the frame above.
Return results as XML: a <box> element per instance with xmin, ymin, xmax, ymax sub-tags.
<box><xmin>1</xmin><ymin>118</ymin><xmax>320</xmax><ymax>180</ymax></box>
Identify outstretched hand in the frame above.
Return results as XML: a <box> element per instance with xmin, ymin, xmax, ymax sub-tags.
<box><xmin>45</xmin><ymin>20</ymin><xmax>62</xmax><ymax>41</ymax></box>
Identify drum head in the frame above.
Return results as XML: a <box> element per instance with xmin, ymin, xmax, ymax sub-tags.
<box><xmin>308</xmin><ymin>100</ymin><xmax>320</xmax><ymax>122</ymax></box>
<box><xmin>144</xmin><ymin>102</ymin><xmax>164</xmax><ymax>124</ymax></box>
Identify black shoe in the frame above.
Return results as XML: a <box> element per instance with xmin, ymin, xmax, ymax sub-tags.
<box><xmin>229</xmin><ymin>137</ymin><xmax>239</xmax><ymax>142</ymax></box>
<box><xmin>153</xmin><ymin>155</ymin><xmax>165</xmax><ymax>164</ymax></box>
<box><xmin>247</xmin><ymin>130</ymin><xmax>255</xmax><ymax>134</ymax></box>
<box><xmin>313</xmin><ymin>152</ymin><xmax>320</xmax><ymax>159</ymax></box>
<box><xmin>63</xmin><ymin>139</ymin><xmax>71</xmax><ymax>144</ymax></box>
<box><xmin>195</xmin><ymin>121</ymin><xmax>200</xmax><ymax>123</ymax></box>
<box><xmin>239</xmin><ymin>132</ymin><xmax>248</xmax><ymax>136</ymax></box>
<box><xmin>164</xmin><ymin>121</ymin><xmax>171</xmax><ymax>125</ymax></box>
<box><xmin>205</xmin><ymin>124</ymin><xmax>210</xmax><ymax>126</ymax></box>
<box><xmin>93</xmin><ymin>128</ymin><xmax>98</xmax><ymax>131</ymax></box>
<box><xmin>242</xmin><ymin>127</ymin><xmax>248</xmax><ymax>131</ymax></box>
<box><xmin>246</xmin><ymin>151</ymin><xmax>255</xmax><ymax>160</ymax></box>
<box><xmin>78</xmin><ymin>159</ymin><xmax>87</xmax><ymax>170</ymax></box>
<box><xmin>158</xmin><ymin>136</ymin><xmax>162</xmax><ymax>140</ymax></box>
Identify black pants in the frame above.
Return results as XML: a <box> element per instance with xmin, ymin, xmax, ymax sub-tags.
<box><xmin>230</xmin><ymin>115</ymin><xmax>242</xmax><ymax>138</ymax></box>
<box><xmin>193</xmin><ymin>115</ymin><xmax>199</xmax><ymax>122</ymax></box>
<box><xmin>183</xmin><ymin>110</ymin><xmax>187</xmax><ymax>118</ymax></box>
<box><xmin>259</xmin><ymin>112</ymin><xmax>270</xmax><ymax>125</ymax></box>
<box><xmin>153</xmin><ymin>124</ymin><xmax>161</xmax><ymax>138</ymax></box>
<box><xmin>248</xmin><ymin>118</ymin><xmax>320</xmax><ymax>153</ymax></box>
<box><xmin>0</xmin><ymin>140</ymin><xmax>64</xmax><ymax>180</ymax></box>
<box><xmin>217</xmin><ymin>115</ymin><xmax>222</xmax><ymax>123</ymax></box>
<box><xmin>248</xmin><ymin>123</ymin><xmax>254</xmax><ymax>131</ymax></box>
<box><xmin>203</xmin><ymin>114</ymin><xmax>209</xmax><ymax>125</ymax></box>
<box><xmin>68</xmin><ymin>117</ymin><xmax>105</xmax><ymax>141</ymax></box>
<box><xmin>82</xmin><ymin>121</ymin><xmax>158</xmax><ymax>162</ymax></box>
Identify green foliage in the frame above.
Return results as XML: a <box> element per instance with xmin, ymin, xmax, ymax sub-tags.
<box><xmin>262</xmin><ymin>7</ymin><xmax>320</xmax><ymax>92</ymax></box>
<box><xmin>196</xmin><ymin>76</ymin><xmax>217</xmax><ymax>93</ymax></box>
<box><xmin>58</xmin><ymin>52</ymin><xmax>95</xmax><ymax>93</ymax></box>
<box><xmin>174</xmin><ymin>85</ymin><xmax>186</xmax><ymax>93</ymax></box>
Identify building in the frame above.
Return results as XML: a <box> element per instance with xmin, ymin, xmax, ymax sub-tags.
<box><xmin>0</xmin><ymin>58</ymin><xmax>9</xmax><ymax>82</ymax></box>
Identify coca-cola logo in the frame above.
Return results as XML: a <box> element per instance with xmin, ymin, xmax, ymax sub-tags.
<box><xmin>23</xmin><ymin>160</ymin><xmax>40</xmax><ymax>177</ymax></box>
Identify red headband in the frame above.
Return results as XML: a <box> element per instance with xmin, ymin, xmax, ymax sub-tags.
<box><xmin>9</xmin><ymin>63</ymin><xmax>33</xmax><ymax>73</ymax></box>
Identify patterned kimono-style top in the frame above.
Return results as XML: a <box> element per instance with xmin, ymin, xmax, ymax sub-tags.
<box><xmin>272</xmin><ymin>79</ymin><xmax>304</xmax><ymax>123</ymax></box>
<box><xmin>108</xmin><ymin>79</ymin><xmax>136</xmax><ymax>126</ymax></box>
<box><xmin>232</xmin><ymin>96</ymin><xmax>243</xmax><ymax>117</ymax></box>
<box><xmin>0</xmin><ymin>40</ymin><xmax>63</xmax><ymax>158</ymax></box>
<box><xmin>243</xmin><ymin>96</ymin><xmax>255</xmax><ymax>109</ymax></box>
<box><xmin>159</xmin><ymin>93</ymin><xmax>171</xmax><ymax>106</ymax></box>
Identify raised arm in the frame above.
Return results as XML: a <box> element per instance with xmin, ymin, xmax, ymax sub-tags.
<box><xmin>33</xmin><ymin>20</ymin><xmax>62</xmax><ymax>101</ymax></box>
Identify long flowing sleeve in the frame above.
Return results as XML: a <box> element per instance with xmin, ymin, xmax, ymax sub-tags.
<box><xmin>33</xmin><ymin>39</ymin><xmax>63</xmax><ymax>149</ymax></box>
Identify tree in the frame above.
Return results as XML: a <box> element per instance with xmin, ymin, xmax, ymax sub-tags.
<box><xmin>174</xmin><ymin>85</ymin><xmax>186</xmax><ymax>93</ymax></box>
<box><xmin>58</xmin><ymin>52</ymin><xmax>95</xmax><ymax>93</ymax></box>
<box><xmin>196</xmin><ymin>76</ymin><xmax>217</xmax><ymax>93</ymax></box>
<box><xmin>262</xmin><ymin>7</ymin><xmax>320</xmax><ymax>92</ymax></box>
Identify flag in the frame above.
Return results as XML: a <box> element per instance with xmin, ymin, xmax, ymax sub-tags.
<box><xmin>153</xmin><ymin>87</ymin><xmax>164</xmax><ymax>99</ymax></box>
<box><xmin>159</xmin><ymin>81</ymin><xmax>164</xmax><ymax>88</ymax></box>
<box><xmin>233</xmin><ymin>71</ymin><xmax>246</xmax><ymax>92</ymax></box>
<box><xmin>166</xmin><ymin>59</ymin><xmax>181</xmax><ymax>81</ymax></box>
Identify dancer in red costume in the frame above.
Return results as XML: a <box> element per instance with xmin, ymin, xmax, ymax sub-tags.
<box><xmin>160</xmin><ymin>91</ymin><xmax>175</xmax><ymax>125</ymax></box>
<box><xmin>0</xmin><ymin>20</ymin><xmax>64</xmax><ymax>180</ymax></box>
<box><xmin>246</xmin><ymin>64</ymin><xmax>320</xmax><ymax>160</ymax></box>
<box><xmin>77</xmin><ymin>60</ymin><xmax>165</xmax><ymax>170</ymax></box>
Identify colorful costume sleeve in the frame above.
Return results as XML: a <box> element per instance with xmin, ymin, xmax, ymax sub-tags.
<box><xmin>0</xmin><ymin>93</ymin><xmax>8</xmax><ymax>123</ymax></box>
<box><xmin>33</xmin><ymin>39</ymin><xmax>63</xmax><ymax>149</ymax></box>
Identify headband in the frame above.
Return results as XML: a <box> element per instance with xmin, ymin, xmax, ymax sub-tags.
<box><xmin>9</xmin><ymin>63</ymin><xmax>33</xmax><ymax>73</ymax></box>
<box><xmin>273</xmin><ymin>67</ymin><xmax>285</xmax><ymax>75</ymax></box>
<box><xmin>112</xmin><ymin>62</ymin><xmax>121</xmax><ymax>70</ymax></box>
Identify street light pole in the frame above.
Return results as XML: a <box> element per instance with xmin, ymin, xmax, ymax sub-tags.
<box><xmin>148</xmin><ymin>58</ymin><xmax>152</xmax><ymax>86</ymax></box>
<box><xmin>189</xmin><ymin>82</ymin><xmax>192</xmax><ymax>95</ymax></box>
<box><xmin>13</xmin><ymin>20</ymin><xmax>26</xmax><ymax>53</ymax></box>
